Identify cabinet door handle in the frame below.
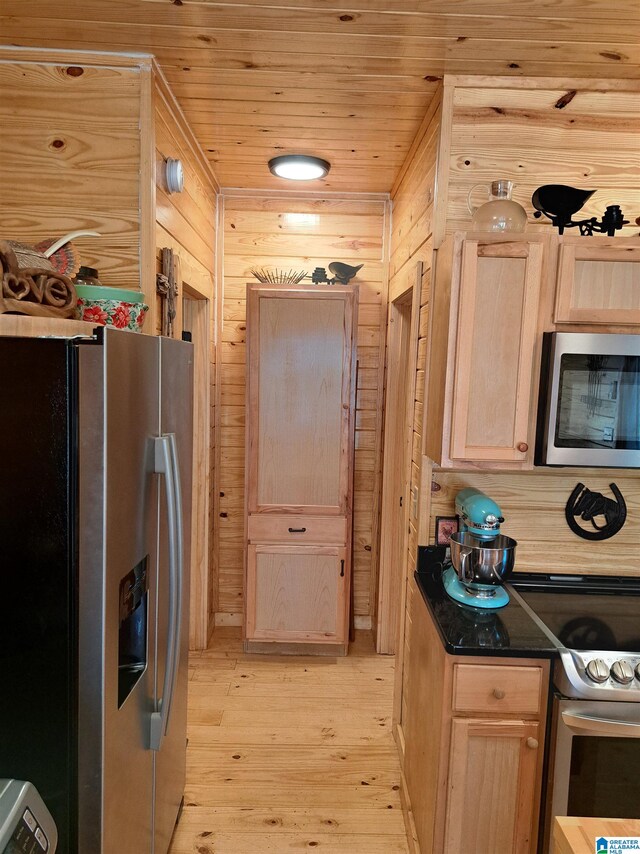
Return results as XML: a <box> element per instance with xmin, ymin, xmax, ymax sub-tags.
<box><xmin>288</xmin><ymin>527</ymin><xmax>307</xmax><ymax>533</ymax></box>
<box><xmin>526</xmin><ymin>737</ymin><xmax>539</xmax><ymax>750</ymax></box>
<box><xmin>517</xmin><ymin>442</ymin><xmax>529</xmax><ymax>453</ymax></box>
<box><xmin>340</xmin><ymin>559</ymin><xmax>345</xmax><ymax>577</ymax></box>
<box><xmin>493</xmin><ymin>688</ymin><xmax>506</xmax><ymax>700</ymax></box>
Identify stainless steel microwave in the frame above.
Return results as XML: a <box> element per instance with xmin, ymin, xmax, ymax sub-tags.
<box><xmin>536</xmin><ymin>332</ymin><xmax>640</xmax><ymax>467</ymax></box>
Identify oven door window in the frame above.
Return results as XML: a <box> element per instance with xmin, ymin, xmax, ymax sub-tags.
<box><xmin>555</xmin><ymin>353</ymin><xmax>640</xmax><ymax>450</ymax></box>
<box><xmin>568</xmin><ymin>735</ymin><xmax>640</xmax><ymax>818</ymax></box>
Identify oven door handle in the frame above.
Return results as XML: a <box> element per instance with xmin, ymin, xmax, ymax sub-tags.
<box><xmin>562</xmin><ymin>710</ymin><xmax>640</xmax><ymax>738</ymax></box>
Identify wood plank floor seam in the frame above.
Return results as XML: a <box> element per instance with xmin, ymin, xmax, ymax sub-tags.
<box><xmin>169</xmin><ymin>628</ymin><xmax>410</xmax><ymax>853</ymax></box>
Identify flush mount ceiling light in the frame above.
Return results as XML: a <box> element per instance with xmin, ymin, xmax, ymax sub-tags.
<box><xmin>165</xmin><ymin>157</ymin><xmax>184</xmax><ymax>194</ymax></box>
<box><xmin>268</xmin><ymin>155</ymin><xmax>331</xmax><ymax>181</ymax></box>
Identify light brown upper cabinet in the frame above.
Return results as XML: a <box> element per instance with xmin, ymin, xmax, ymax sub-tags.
<box><xmin>244</xmin><ymin>284</ymin><xmax>358</xmax><ymax>654</ymax></box>
<box><xmin>426</xmin><ymin>233</ymin><xmax>546</xmax><ymax>469</ymax></box>
<box><xmin>554</xmin><ymin>237</ymin><xmax>640</xmax><ymax>326</ymax></box>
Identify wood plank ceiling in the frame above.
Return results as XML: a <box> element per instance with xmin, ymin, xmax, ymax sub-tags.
<box><xmin>1</xmin><ymin>0</ymin><xmax>639</xmax><ymax>192</ymax></box>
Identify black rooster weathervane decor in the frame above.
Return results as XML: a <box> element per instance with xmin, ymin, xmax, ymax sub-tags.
<box><xmin>531</xmin><ymin>184</ymin><xmax>629</xmax><ymax>236</ymax></box>
<box><xmin>311</xmin><ymin>262</ymin><xmax>364</xmax><ymax>285</ymax></box>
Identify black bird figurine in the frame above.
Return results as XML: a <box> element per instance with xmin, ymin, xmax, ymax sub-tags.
<box><xmin>328</xmin><ymin>262</ymin><xmax>363</xmax><ymax>285</ymax></box>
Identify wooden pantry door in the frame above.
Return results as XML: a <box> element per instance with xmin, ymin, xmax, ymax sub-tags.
<box><xmin>246</xmin><ymin>285</ymin><xmax>357</xmax><ymax>516</ymax></box>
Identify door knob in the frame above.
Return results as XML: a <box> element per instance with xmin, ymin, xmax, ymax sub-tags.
<box><xmin>526</xmin><ymin>737</ymin><xmax>539</xmax><ymax>750</ymax></box>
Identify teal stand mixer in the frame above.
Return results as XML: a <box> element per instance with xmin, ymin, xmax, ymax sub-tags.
<box><xmin>443</xmin><ymin>488</ymin><xmax>517</xmax><ymax>609</ymax></box>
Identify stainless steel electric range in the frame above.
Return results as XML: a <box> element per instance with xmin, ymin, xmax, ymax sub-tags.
<box><xmin>509</xmin><ymin>574</ymin><xmax>640</xmax><ymax>854</ymax></box>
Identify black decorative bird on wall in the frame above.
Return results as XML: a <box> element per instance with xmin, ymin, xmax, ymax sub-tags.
<box><xmin>310</xmin><ymin>262</ymin><xmax>364</xmax><ymax>285</ymax></box>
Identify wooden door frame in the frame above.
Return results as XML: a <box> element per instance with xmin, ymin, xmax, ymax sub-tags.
<box><xmin>182</xmin><ymin>280</ymin><xmax>211</xmax><ymax>650</ymax></box>
<box><xmin>375</xmin><ymin>262</ymin><xmax>422</xmax><ymax>654</ymax></box>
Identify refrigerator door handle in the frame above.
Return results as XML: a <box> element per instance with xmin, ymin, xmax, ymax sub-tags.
<box><xmin>150</xmin><ymin>433</ymin><xmax>184</xmax><ymax>751</ymax></box>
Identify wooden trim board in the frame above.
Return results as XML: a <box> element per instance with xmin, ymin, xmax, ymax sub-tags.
<box><xmin>376</xmin><ymin>261</ymin><xmax>422</xmax><ymax>654</ymax></box>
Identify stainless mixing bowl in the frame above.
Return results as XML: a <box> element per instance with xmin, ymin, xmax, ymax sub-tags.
<box><xmin>449</xmin><ymin>532</ymin><xmax>517</xmax><ymax>597</ymax></box>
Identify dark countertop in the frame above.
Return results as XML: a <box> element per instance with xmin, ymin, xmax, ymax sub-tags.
<box><xmin>415</xmin><ymin>547</ymin><xmax>558</xmax><ymax>659</ymax></box>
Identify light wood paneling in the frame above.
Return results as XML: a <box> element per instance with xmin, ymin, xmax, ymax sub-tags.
<box><xmin>440</xmin><ymin>79</ymin><xmax>640</xmax><ymax>242</ymax></box>
<box><xmin>152</xmin><ymin>67</ymin><xmax>219</xmax><ymax>648</ymax></box>
<box><xmin>376</xmin><ymin>267</ymin><xmax>422</xmax><ymax>655</ymax></box>
<box><xmin>3</xmin><ymin>2</ymin><xmax>639</xmax><ymax>193</ymax></box>
<box><xmin>218</xmin><ymin>193</ymin><xmax>389</xmax><ymax>620</ymax></box>
<box><xmin>402</xmin><ymin>575</ymin><xmax>449</xmax><ymax>854</ymax></box>
<box><xmin>429</xmin><ymin>469</ymin><xmax>640</xmax><ymax>576</ymax></box>
<box><xmin>0</xmin><ymin>50</ymin><xmax>144</xmax><ymax>291</ymax></box>
<box><xmin>388</xmin><ymin>90</ymin><xmax>441</xmax><ymax>732</ymax></box>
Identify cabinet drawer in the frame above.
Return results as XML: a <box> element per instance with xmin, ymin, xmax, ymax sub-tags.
<box><xmin>248</xmin><ymin>514</ymin><xmax>347</xmax><ymax>545</ymax></box>
<box><xmin>452</xmin><ymin>664</ymin><xmax>542</xmax><ymax>716</ymax></box>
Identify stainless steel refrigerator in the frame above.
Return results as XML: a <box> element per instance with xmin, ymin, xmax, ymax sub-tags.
<box><xmin>0</xmin><ymin>326</ymin><xmax>193</xmax><ymax>853</ymax></box>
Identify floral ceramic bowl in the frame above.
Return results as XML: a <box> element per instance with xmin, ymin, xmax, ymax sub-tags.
<box><xmin>74</xmin><ymin>285</ymin><xmax>148</xmax><ymax>332</ymax></box>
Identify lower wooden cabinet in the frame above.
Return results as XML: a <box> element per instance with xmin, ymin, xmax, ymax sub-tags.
<box><xmin>401</xmin><ymin>579</ymin><xmax>549</xmax><ymax>854</ymax></box>
<box><xmin>245</xmin><ymin>544</ymin><xmax>348</xmax><ymax>647</ymax></box>
<box><xmin>443</xmin><ymin>718</ymin><xmax>541</xmax><ymax>854</ymax></box>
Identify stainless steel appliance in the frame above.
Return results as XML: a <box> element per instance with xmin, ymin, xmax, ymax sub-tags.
<box><xmin>510</xmin><ymin>574</ymin><xmax>640</xmax><ymax>853</ymax></box>
<box><xmin>0</xmin><ymin>780</ymin><xmax>58</xmax><ymax>853</ymax></box>
<box><xmin>444</xmin><ymin>488</ymin><xmax>516</xmax><ymax>609</ymax></box>
<box><xmin>0</xmin><ymin>327</ymin><xmax>193</xmax><ymax>853</ymax></box>
<box><xmin>536</xmin><ymin>332</ymin><xmax>640</xmax><ymax>467</ymax></box>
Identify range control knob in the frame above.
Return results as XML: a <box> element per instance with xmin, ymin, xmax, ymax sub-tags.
<box><xmin>610</xmin><ymin>660</ymin><xmax>635</xmax><ymax>685</ymax></box>
<box><xmin>585</xmin><ymin>658</ymin><xmax>609</xmax><ymax>683</ymax></box>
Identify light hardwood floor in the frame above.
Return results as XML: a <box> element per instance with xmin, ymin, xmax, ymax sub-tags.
<box><xmin>169</xmin><ymin>628</ymin><xmax>410</xmax><ymax>853</ymax></box>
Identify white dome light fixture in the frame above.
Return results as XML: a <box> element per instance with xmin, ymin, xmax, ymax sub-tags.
<box><xmin>268</xmin><ymin>155</ymin><xmax>331</xmax><ymax>181</ymax></box>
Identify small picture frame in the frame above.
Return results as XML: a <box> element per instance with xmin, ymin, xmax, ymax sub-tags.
<box><xmin>435</xmin><ymin>515</ymin><xmax>459</xmax><ymax>546</ymax></box>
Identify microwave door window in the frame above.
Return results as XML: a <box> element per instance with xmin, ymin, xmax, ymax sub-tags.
<box><xmin>555</xmin><ymin>354</ymin><xmax>640</xmax><ymax>450</ymax></box>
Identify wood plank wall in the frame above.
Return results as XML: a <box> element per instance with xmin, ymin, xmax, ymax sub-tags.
<box><xmin>423</xmin><ymin>75</ymin><xmax>640</xmax><ymax>580</ymax></box>
<box><xmin>0</xmin><ymin>51</ymin><xmax>144</xmax><ymax>289</ymax></box>
<box><xmin>429</xmin><ymin>470</ymin><xmax>640</xmax><ymax>577</ymax></box>
<box><xmin>439</xmin><ymin>78</ymin><xmax>640</xmax><ymax>243</ymax></box>
<box><xmin>216</xmin><ymin>192</ymin><xmax>390</xmax><ymax>624</ymax></box>
<box><xmin>386</xmin><ymin>90</ymin><xmax>442</xmax><ymax>733</ymax></box>
<box><xmin>153</xmin><ymin>70</ymin><xmax>220</xmax><ymax>640</ymax></box>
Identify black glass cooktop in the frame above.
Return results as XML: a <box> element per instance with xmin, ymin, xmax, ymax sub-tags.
<box><xmin>511</xmin><ymin>574</ymin><xmax>640</xmax><ymax>653</ymax></box>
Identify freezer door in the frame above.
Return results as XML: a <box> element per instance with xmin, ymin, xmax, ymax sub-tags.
<box><xmin>82</xmin><ymin>328</ymin><xmax>160</xmax><ymax>854</ymax></box>
<box><xmin>153</xmin><ymin>336</ymin><xmax>193</xmax><ymax>854</ymax></box>
<box><xmin>0</xmin><ymin>339</ymin><xmax>77</xmax><ymax>851</ymax></box>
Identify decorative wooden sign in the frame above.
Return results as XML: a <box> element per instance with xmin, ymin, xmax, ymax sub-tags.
<box><xmin>0</xmin><ymin>240</ymin><xmax>77</xmax><ymax>318</ymax></box>
<box><xmin>156</xmin><ymin>247</ymin><xmax>179</xmax><ymax>337</ymax></box>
